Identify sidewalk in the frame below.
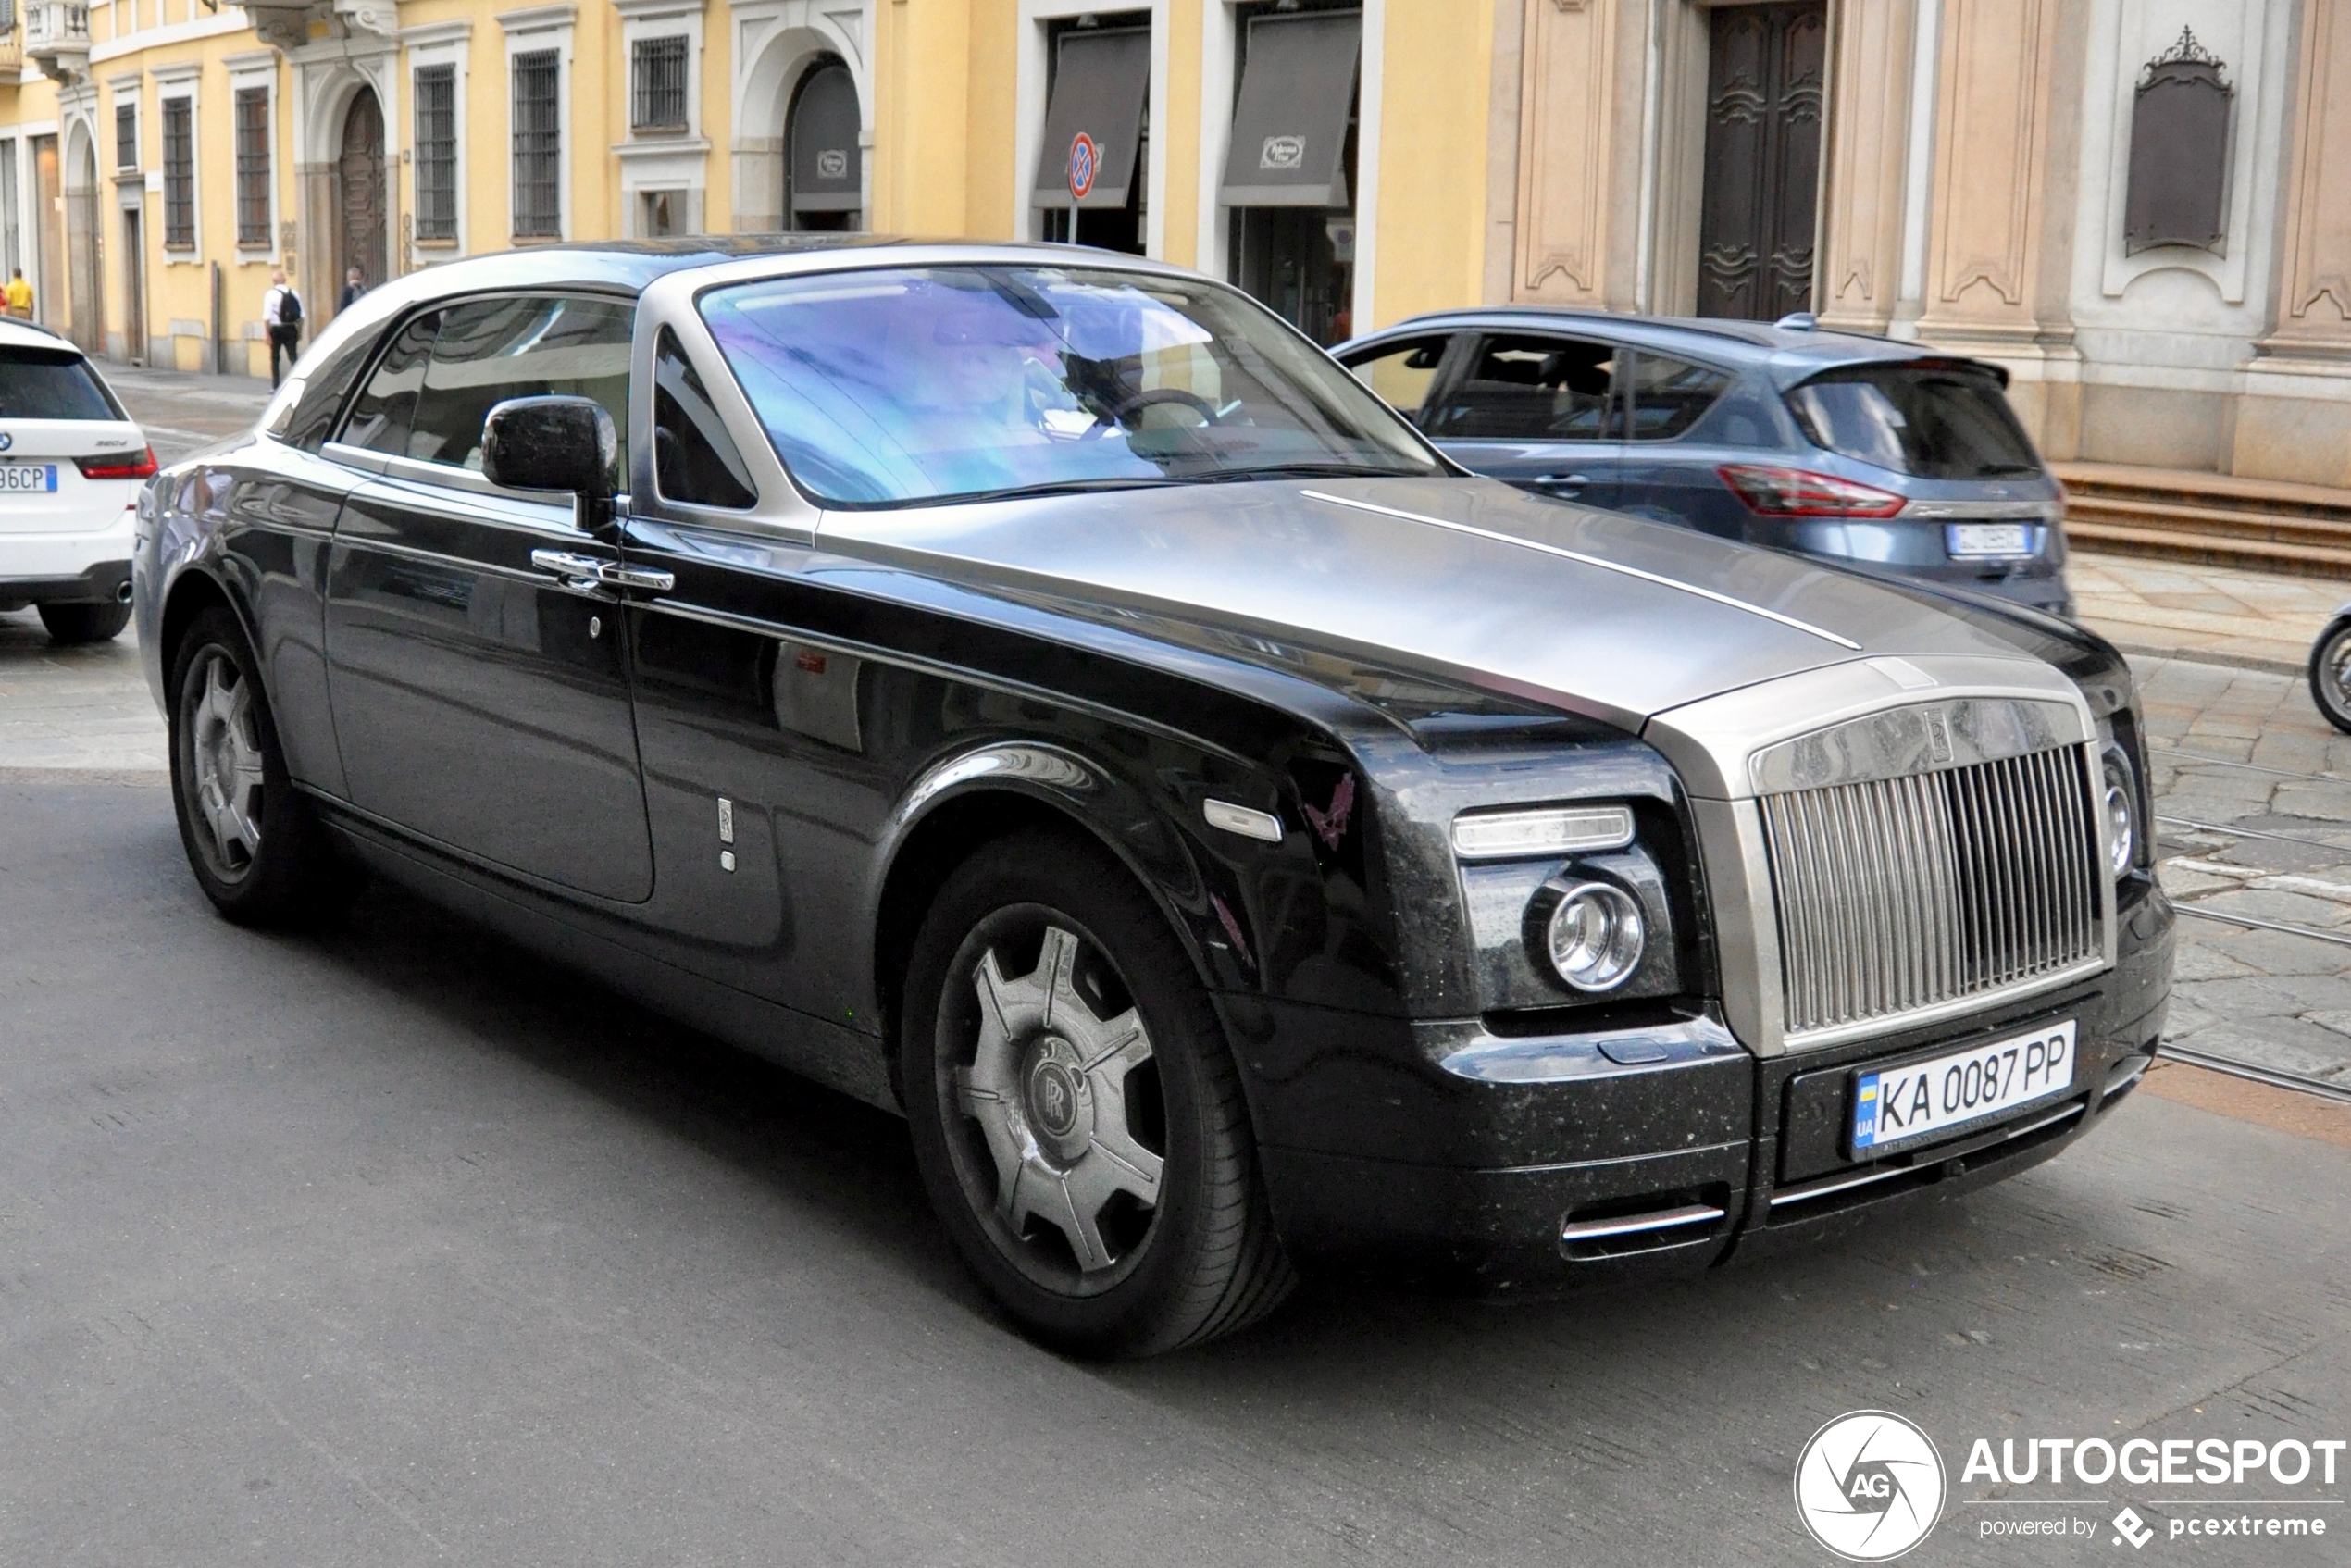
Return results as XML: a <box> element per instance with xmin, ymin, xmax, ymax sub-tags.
<box><xmin>2070</xmin><ymin>548</ymin><xmax>2339</xmax><ymax>674</ymax></box>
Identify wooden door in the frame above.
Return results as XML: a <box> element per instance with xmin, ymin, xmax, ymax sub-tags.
<box><xmin>120</xmin><ymin>208</ymin><xmax>145</xmax><ymax>364</ymax></box>
<box><xmin>1696</xmin><ymin>2</ymin><xmax>1826</xmax><ymax>321</ymax></box>
<box><xmin>334</xmin><ymin>89</ymin><xmax>388</xmax><ymax>308</ymax></box>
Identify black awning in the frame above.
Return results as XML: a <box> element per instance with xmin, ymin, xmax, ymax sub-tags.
<box><xmin>1218</xmin><ymin>10</ymin><xmax>1360</xmax><ymax>208</ymax></box>
<box><xmin>1031</xmin><ymin>27</ymin><xmax>1151</xmax><ymax>209</ymax></box>
<box><xmin>789</xmin><ymin>62</ymin><xmax>862</xmax><ymax>213</ymax></box>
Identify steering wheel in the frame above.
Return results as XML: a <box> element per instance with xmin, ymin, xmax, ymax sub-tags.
<box><xmin>1109</xmin><ymin>387</ymin><xmax>1223</xmax><ymax>429</ymax></box>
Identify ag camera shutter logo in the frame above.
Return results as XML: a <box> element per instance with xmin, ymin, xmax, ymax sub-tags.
<box><xmin>1794</xmin><ymin>1411</ymin><xmax>1947</xmax><ymax>1561</ymax></box>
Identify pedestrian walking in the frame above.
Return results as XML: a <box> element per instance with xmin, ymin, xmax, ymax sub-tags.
<box><xmin>5</xmin><ymin>268</ymin><xmax>31</xmax><ymax>320</ymax></box>
<box><xmin>339</xmin><ymin>266</ymin><xmax>366</xmax><ymax>314</ymax></box>
<box><xmin>262</xmin><ymin>269</ymin><xmax>303</xmax><ymax>387</ymax></box>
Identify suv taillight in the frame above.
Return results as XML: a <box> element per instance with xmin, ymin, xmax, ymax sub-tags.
<box><xmin>77</xmin><ymin>447</ymin><xmax>157</xmax><ymax>480</ymax></box>
<box><xmin>1717</xmin><ymin>464</ymin><xmax>1905</xmax><ymax>518</ymax></box>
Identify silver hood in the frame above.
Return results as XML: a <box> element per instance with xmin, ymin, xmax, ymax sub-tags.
<box><xmin>815</xmin><ymin>475</ymin><xmax>2054</xmax><ymax>732</ymax></box>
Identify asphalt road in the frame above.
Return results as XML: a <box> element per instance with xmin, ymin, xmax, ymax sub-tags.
<box><xmin>4</xmin><ymin>778</ymin><xmax>2348</xmax><ymax>1565</ymax></box>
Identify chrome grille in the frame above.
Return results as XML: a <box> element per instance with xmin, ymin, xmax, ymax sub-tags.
<box><xmin>1760</xmin><ymin>744</ymin><xmax>2103</xmax><ymax>1041</ymax></box>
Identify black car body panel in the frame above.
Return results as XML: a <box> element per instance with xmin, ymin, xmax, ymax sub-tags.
<box><xmin>134</xmin><ymin>240</ymin><xmax>2171</xmax><ymax>1295</ymax></box>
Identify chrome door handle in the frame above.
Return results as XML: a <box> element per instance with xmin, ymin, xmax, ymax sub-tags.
<box><xmin>529</xmin><ymin>549</ymin><xmax>675</xmax><ymax>595</ymax></box>
<box><xmin>1536</xmin><ymin>473</ymin><xmax>1591</xmax><ymax>488</ymax></box>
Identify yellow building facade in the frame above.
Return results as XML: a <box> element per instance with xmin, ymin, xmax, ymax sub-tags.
<box><xmin>1</xmin><ymin>0</ymin><xmax>2345</xmax><ymax>486</ymax></box>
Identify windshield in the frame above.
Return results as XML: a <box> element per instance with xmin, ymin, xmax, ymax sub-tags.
<box><xmin>0</xmin><ymin>348</ymin><xmax>126</xmax><ymax>421</ymax></box>
<box><xmin>1785</xmin><ymin>364</ymin><xmax>2043</xmax><ymax>480</ymax></box>
<box><xmin>698</xmin><ymin>264</ymin><xmax>1442</xmax><ymax>506</ymax></box>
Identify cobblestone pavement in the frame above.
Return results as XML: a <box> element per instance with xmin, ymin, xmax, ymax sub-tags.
<box><xmin>2137</xmin><ymin>654</ymin><xmax>2351</xmax><ymax>1089</ymax></box>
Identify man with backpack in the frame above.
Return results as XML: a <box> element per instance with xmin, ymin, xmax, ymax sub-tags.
<box><xmin>263</xmin><ymin>269</ymin><xmax>304</xmax><ymax>387</ymax></box>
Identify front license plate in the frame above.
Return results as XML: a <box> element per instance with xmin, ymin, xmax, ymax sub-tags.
<box><xmin>1850</xmin><ymin>1019</ymin><xmax>2077</xmax><ymax>1155</ymax></box>
<box><xmin>0</xmin><ymin>464</ymin><xmax>57</xmax><ymax>492</ymax></box>
<box><xmin>1946</xmin><ymin>521</ymin><xmax>2034</xmax><ymax>558</ymax></box>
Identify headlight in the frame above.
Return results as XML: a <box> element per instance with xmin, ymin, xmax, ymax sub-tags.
<box><xmin>1544</xmin><ymin>881</ymin><xmax>1646</xmax><ymax>992</ymax></box>
<box><xmin>2101</xmin><ymin>749</ymin><xmax>2137</xmax><ymax>877</ymax></box>
<box><xmin>1452</xmin><ymin>804</ymin><xmax>1634</xmax><ymax>861</ymax></box>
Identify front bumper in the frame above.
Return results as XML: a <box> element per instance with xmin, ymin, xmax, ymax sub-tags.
<box><xmin>1239</xmin><ymin>875</ymin><xmax>2173</xmax><ymax>1291</ymax></box>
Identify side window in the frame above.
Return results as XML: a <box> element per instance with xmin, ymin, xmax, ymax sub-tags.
<box><xmin>277</xmin><ymin>330</ymin><xmax>379</xmax><ymax>451</ymax></box>
<box><xmin>1625</xmin><ymin>352</ymin><xmax>1733</xmax><ymax>442</ymax></box>
<box><xmin>1423</xmin><ymin>334</ymin><xmax>1619</xmax><ymax>442</ymax></box>
<box><xmin>653</xmin><ymin>328</ymin><xmax>757</xmax><ymax>509</ymax></box>
<box><xmin>339</xmin><ymin>311</ymin><xmax>439</xmax><ymax>456</ymax></box>
<box><xmin>404</xmin><ymin>294</ymin><xmax>634</xmax><ymax>475</ymax></box>
<box><xmin>1341</xmin><ymin>334</ymin><xmax>1453</xmax><ymax>427</ymax></box>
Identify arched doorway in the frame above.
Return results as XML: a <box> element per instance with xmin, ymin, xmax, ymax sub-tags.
<box><xmin>785</xmin><ymin>57</ymin><xmax>860</xmax><ymax>230</ymax></box>
<box><xmin>333</xmin><ymin>88</ymin><xmax>388</xmax><ymax>309</ymax></box>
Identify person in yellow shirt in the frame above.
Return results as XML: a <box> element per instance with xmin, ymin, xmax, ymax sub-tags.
<box><xmin>4</xmin><ymin>269</ymin><xmax>31</xmax><ymax>319</ymax></box>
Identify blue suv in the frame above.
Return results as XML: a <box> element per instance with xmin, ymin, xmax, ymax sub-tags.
<box><xmin>1336</xmin><ymin>309</ymin><xmax>2071</xmax><ymax>616</ymax></box>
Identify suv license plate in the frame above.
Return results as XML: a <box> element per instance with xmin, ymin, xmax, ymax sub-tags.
<box><xmin>1851</xmin><ymin>1019</ymin><xmax>2076</xmax><ymax>1156</ymax></box>
<box><xmin>0</xmin><ymin>464</ymin><xmax>58</xmax><ymax>492</ymax></box>
<box><xmin>1947</xmin><ymin>521</ymin><xmax>2034</xmax><ymax>558</ymax></box>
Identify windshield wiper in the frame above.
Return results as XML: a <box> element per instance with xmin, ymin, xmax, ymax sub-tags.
<box><xmin>948</xmin><ymin>477</ymin><xmax>1182</xmax><ymax>504</ymax></box>
<box><xmin>1188</xmin><ymin>463</ymin><xmax>1429</xmax><ymax>485</ymax></box>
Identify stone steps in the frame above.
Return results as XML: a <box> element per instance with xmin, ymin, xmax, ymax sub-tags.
<box><xmin>2056</xmin><ymin>461</ymin><xmax>2351</xmax><ymax>579</ymax></box>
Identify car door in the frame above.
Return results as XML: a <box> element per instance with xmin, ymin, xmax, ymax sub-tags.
<box><xmin>1417</xmin><ymin>330</ymin><xmax>1624</xmax><ymax>508</ymax></box>
<box><xmin>321</xmin><ymin>292</ymin><xmax>656</xmax><ymax>902</ymax></box>
<box><xmin>1604</xmin><ymin>348</ymin><xmax>1748</xmax><ymax>540</ymax></box>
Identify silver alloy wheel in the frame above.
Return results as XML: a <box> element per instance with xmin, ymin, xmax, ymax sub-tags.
<box><xmin>185</xmin><ymin>650</ymin><xmax>265</xmax><ymax>877</ymax></box>
<box><xmin>944</xmin><ymin>919</ymin><xmax>1165</xmax><ymax>1290</ymax></box>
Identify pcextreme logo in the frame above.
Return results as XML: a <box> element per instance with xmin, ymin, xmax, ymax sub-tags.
<box><xmin>1795</xmin><ymin>1411</ymin><xmax>1948</xmax><ymax>1561</ymax></box>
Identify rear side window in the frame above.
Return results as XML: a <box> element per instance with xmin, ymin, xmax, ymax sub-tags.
<box><xmin>1343</xmin><ymin>334</ymin><xmax>1453</xmax><ymax>426</ymax></box>
<box><xmin>653</xmin><ymin>329</ymin><xmax>756</xmax><ymax>509</ymax></box>
<box><xmin>341</xmin><ymin>312</ymin><xmax>439</xmax><ymax>457</ymax></box>
<box><xmin>1423</xmin><ymin>334</ymin><xmax>1619</xmax><ymax>442</ymax></box>
<box><xmin>405</xmin><ymin>295</ymin><xmax>634</xmax><ymax>474</ymax></box>
<box><xmin>0</xmin><ymin>348</ymin><xmax>125</xmax><ymax>420</ymax></box>
<box><xmin>1624</xmin><ymin>352</ymin><xmax>1732</xmax><ymax>442</ymax></box>
<box><xmin>1787</xmin><ymin>364</ymin><xmax>2043</xmax><ymax>479</ymax></box>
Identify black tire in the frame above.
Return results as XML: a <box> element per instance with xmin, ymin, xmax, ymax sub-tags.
<box><xmin>900</xmin><ymin>829</ymin><xmax>1295</xmax><ymax>1356</ymax></box>
<box><xmin>39</xmin><ymin>600</ymin><xmax>131</xmax><ymax>643</ymax></box>
<box><xmin>2312</xmin><ymin>617</ymin><xmax>2351</xmax><ymax>735</ymax></box>
<box><xmin>168</xmin><ymin>606</ymin><xmax>350</xmax><ymax>925</ymax></box>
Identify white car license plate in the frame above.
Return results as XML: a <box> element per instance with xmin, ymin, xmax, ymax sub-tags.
<box><xmin>1851</xmin><ymin>1019</ymin><xmax>2076</xmax><ymax>1155</ymax></box>
<box><xmin>0</xmin><ymin>464</ymin><xmax>58</xmax><ymax>492</ymax></box>
<box><xmin>1946</xmin><ymin>521</ymin><xmax>2034</xmax><ymax>558</ymax></box>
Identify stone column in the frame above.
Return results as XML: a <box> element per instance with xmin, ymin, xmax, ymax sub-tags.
<box><xmin>1815</xmin><ymin>0</ymin><xmax>1918</xmax><ymax>334</ymax></box>
<box><xmin>1510</xmin><ymin>0</ymin><xmax>1640</xmax><ymax>309</ymax></box>
<box><xmin>2239</xmin><ymin>0</ymin><xmax>2351</xmax><ymax>485</ymax></box>
<box><xmin>1914</xmin><ymin>0</ymin><xmax>2084</xmax><ymax>455</ymax></box>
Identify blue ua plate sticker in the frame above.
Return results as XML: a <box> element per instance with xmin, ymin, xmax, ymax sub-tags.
<box><xmin>1852</xmin><ymin>1019</ymin><xmax>2077</xmax><ymax>1154</ymax></box>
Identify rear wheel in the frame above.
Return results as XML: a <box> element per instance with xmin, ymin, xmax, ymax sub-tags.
<box><xmin>2312</xmin><ymin>617</ymin><xmax>2351</xmax><ymax>734</ymax></box>
<box><xmin>168</xmin><ymin>607</ymin><xmax>349</xmax><ymax>924</ymax></box>
<box><xmin>900</xmin><ymin>831</ymin><xmax>1294</xmax><ymax>1356</ymax></box>
<box><xmin>38</xmin><ymin>601</ymin><xmax>131</xmax><ymax>643</ymax></box>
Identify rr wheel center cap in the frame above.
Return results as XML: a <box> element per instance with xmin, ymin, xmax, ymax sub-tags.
<box><xmin>1024</xmin><ymin>1038</ymin><xmax>1091</xmax><ymax>1152</ymax></box>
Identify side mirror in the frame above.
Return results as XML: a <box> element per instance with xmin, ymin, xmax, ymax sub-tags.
<box><xmin>481</xmin><ymin>395</ymin><xmax>618</xmax><ymax>526</ymax></box>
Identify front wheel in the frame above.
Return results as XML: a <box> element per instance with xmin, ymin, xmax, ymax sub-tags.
<box><xmin>168</xmin><ymin>607</ymin><xmax>350</xmax><ymax>924</ymax></box>
<box><xmin>2312</xmin><ymin>616</ymin><xmax>2351</xmax><ymax>734</ymax></box>
<box><xmin>900</xmin><ymin>831</ymin><xmax>1294</xmax><ymax>1356</ymax></box>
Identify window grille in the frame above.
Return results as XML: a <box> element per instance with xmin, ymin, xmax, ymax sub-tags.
<box><xmin>234</xmin><ymin>89</ymin><xmax>270</xmax><ymax>248</ymax></box>
<box><xmin>414</xmin><ymin>66</ymin><xmax>457</xmax><ymax>241</ymax></box>
<box><xmin>631</xmin><ymin>36</ymin><xmax>689</xmax><ymax>131</ymax></box>
<box><xmin>162</xmin><ymin>97</ymin><xmax>194</xmax><ymax>249</ymax></box>
<box><xmin>511</xmin><ymin>50</ymin><xmax>561</xmax><ymax>238</ymax></box>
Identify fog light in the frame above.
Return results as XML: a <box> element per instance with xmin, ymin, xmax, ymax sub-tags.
<box><xmin>2101</xmin><ymin>752</ymin><xmax>2136</xmax><ymax>877</ymax></box>
<box><xmin>1545</xmin><ymin>881</ymin><xmax>1645</xmax><ymax>993</ymax></box>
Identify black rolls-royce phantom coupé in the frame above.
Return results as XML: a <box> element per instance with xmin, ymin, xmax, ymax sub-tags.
<box><xmin>136</xmin><ymin>239</ymin><xmax>2173</xmax><ymax>1355</ymax></box>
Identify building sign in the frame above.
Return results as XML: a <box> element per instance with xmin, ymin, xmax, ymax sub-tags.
<box><xmin>1259</xmin><ymin>135</ymin><xmax>1304</xmax><ymax>172</ymax></box>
